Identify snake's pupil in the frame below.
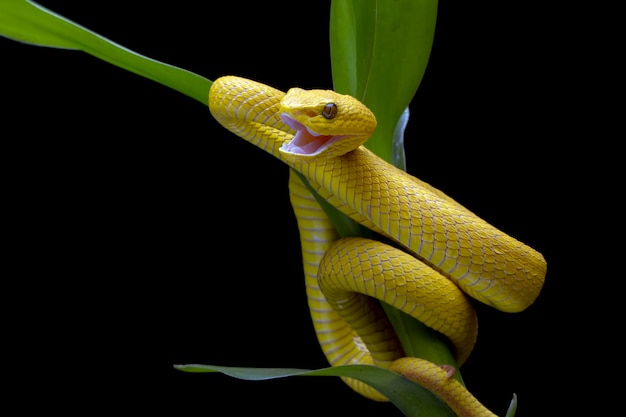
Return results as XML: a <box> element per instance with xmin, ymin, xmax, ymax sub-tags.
<box><xmin>322</xmin><ymin>103</ymin><xmax>338</xmax><ymax>119</ymax></box>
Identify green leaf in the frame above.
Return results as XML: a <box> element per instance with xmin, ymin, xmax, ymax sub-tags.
<box><xmin>0</xmin><ymin>0</ymin><xmax>211</xmax><ymax>105</ymax></box>
<box><xmin>175</xmin><ymin>363</ymin><xmax>454</xmax><ymax>417</ymax></box>
<box><xmin>330</xmin><ymin>0</ymin><xmax>438</xmax><ymax>164</ymax></box>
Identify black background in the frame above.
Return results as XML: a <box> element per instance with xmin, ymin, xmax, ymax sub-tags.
<box><xmin>4</xmin><ymin>1</ymin><xmax>594</xmax><ymax>416</ymax></box>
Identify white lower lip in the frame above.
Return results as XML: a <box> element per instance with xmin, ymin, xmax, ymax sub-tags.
<box><xmin>280</xmin><ymin>113</ymin><xmax>333</xmax><ymax>156</ymax></box>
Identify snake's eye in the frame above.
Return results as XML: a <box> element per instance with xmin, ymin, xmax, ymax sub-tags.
<box><xmin>322</xmin><ymin>103</ymin><xmax>338</xmax><ymax>119</ymax></box>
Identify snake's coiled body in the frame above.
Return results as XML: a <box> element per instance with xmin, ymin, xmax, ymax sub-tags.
<box><xmin>209</xmin><ymin>76</ymin><xmax>547</xmax><ymax>417</ymax></box>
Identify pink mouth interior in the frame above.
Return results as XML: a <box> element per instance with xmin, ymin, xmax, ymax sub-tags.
<box><xmin>280</xmin><ymin>113</ymin><xmax>335</xmax><ymax>155</ymax></box>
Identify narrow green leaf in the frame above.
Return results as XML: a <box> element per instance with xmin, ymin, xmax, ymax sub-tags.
<box><xmin>505</xmin><ymin>394</ymin><xmax>518</xmax><ymax>417</ymax></box>
<box><xmin>391</xmin><ymin>106</ymin><xmax>410</xmax><ymax>171</ymax></box>
<box><xmin>0</xmin><ymin>0</ymin><xmax>211</xmax><ymax>105</ymax></box>
<box><xmin>175</xmin><ymin>363</ymin><xmax>454</xmax><ymax>417</ymax></box>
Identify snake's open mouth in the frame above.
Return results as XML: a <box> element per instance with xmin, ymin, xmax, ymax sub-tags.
<box><xmin>280</xmin><ymin>113</ymin><xmax>345</xmax><ymax>156</ymax></box>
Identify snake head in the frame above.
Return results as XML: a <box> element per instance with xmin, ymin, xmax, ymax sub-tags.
<box><xmin>278</xmin><ymin>88</ymin><xmax>377</xmax><ymax>163</ymax></box>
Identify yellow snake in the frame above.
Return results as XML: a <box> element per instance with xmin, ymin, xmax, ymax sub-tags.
<box><xmin>208</xmin><ymin>75</ymin><xmax>547</xmax><ymax>417</ymax></box>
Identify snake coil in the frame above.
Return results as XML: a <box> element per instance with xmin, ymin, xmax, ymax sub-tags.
<box><xmin>209</xmin><ymin>76</ymin><xmax>547</xmax><ymax>417</ymax></box>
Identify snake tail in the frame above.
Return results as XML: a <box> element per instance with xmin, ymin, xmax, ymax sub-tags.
<box><xmin>390</xmin><ymin>357</ymin><xmax>499</xmax><ymax>417</ymax></box>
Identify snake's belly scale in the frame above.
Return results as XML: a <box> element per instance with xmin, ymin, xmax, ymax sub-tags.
<box><xmin>208</xmin><ymin>76</ymin><xmax>547</xmax><ymax>417</ymax></box>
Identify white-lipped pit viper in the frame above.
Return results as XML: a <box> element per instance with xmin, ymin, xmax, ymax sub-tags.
<box><xmin>208</xmin><ymin>76</ymin><xmax>547</xmax><ymax>417</ymax></box>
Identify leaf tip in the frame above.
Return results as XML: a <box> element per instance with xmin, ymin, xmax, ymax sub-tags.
<box><xmin>505</xmin><ymin>392</ymin><xmax>518</xmax><ymax>417</ymax></box>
